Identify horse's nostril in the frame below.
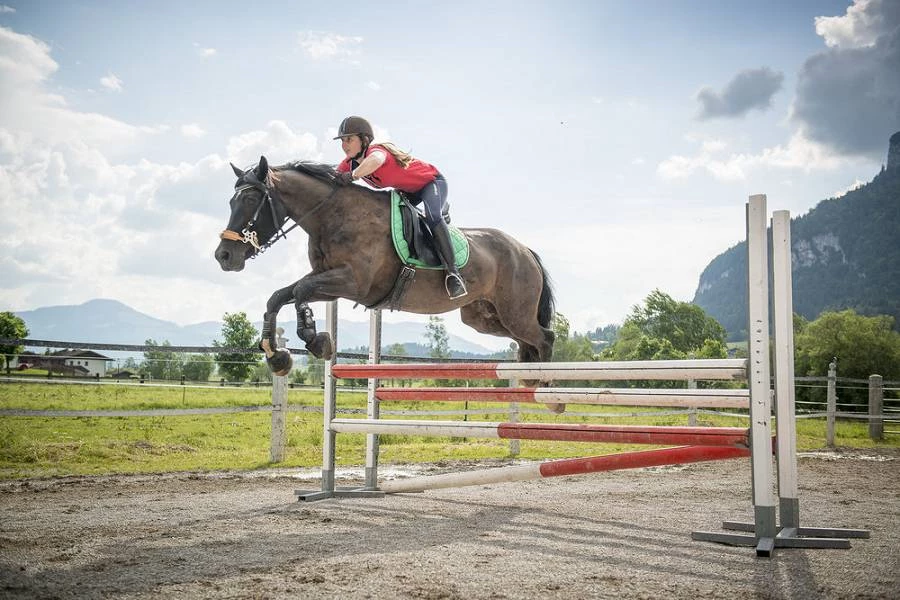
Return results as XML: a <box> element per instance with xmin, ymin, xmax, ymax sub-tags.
<box><xmin>216</xmin><ymin>248</ymin><xmax>230</xmax><ymax>262</ymax></box>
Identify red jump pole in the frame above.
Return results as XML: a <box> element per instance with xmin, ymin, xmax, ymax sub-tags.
<box><xmin>380</xmin><ymin>445</ymin><xmax>750</xmax><ymax>493</ymax></box>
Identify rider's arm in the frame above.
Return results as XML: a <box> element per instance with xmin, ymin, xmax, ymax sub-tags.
<box><xmin>351</xmin><ymin>149</ymin><xmax>387</xmax><ymax>180</ymax></box>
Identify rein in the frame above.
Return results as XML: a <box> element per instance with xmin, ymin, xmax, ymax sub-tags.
<box><xmin>219</xmin><ymin>175</ymin><xmax>337</xmax><ymax>258</ymax></box>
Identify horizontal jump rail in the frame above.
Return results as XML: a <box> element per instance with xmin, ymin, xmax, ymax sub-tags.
<box><xmin>379</xmin><ymin>445</ymin><xmax>752</xmax><ymax>493</ymax></box>
<box><xmin>375</xmin><ymin>387</ymin><xmax>750</xmax><ymax>409</ymax></box>
<box><xmin>332</xmin><ymin>358</ymin><xmax>748</xmax><ymax>381</ymax></box>
<box><xmin>329</xmin><ymin>418</ymin><xmax>749</xmax><ymax>447</ymax></box>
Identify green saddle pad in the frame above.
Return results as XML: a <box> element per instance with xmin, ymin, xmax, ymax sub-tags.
<box><xmin>390</xmin><ymin>190</ymin><xmax>469</xmax><ymax>270</ymax></box>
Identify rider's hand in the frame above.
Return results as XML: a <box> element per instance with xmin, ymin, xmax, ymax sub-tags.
<box><xmin>334</xmin><ymin>171</ymin><xmax>354</xmax><ymax>186</ymax></box>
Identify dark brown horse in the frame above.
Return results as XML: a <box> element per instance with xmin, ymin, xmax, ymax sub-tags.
<box><xmin>214</xmin><ymin>156</ymin><xmax>555</xmax><ymax>374</ymax></box>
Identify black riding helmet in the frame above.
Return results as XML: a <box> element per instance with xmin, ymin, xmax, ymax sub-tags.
<box><xmin>333</xmin><ymin>116</ymin><xmax>374</xmax><ymax>142</ymax></box>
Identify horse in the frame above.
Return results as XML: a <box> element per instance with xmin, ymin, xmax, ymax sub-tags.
<box><xmin>214</xmin><ymin>156</ymin><xmax>556</xmax><ymax>377</ymax></box>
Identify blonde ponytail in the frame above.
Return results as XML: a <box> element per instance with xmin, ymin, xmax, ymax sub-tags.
<box><xmin>373</xmin><ymin>141</ymin><xmax>415</xmax><ymax>168</ymax></box>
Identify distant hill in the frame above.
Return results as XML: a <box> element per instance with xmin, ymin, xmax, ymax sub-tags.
<box><xmin>13</xmin><ymin>299</ymin><xmax>500</xmax><ymax>356</ymax></box>
<box><xmin>693</xmin><ymin>135</ymin><xmax>900</xmax><ymax>340</ymax></box>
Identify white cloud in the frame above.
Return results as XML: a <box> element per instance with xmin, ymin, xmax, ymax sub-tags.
<box><xmin>226</xmin><ymin>120</ymin><xmax>321</xmax><ymax>166</ymax></box>
<box><xmin>193</xmin><ymin>43</ymin><xmax>217</xmax><ymax>58</ymax></box>
<box><xmin>181</xmin><ymin>123</ymin><xmax>206</xmax><ymax>138</ymax></box>
<box><xmin>814</xmin><ymin>0</ymin><xmax>898</xmax><ymax>48</ymax></box>
<box><xmin>657</xmin><ymin>132</ymin><xmax>845</xmax><ymax>181</ymax></box>
<box><xmin>297</xmin><ymin>31</ymin><xmax>363</xmax><ymax>60</ymax></box>
<box><xmin>100</xmin><ymin>72</ymin><xmax>123</xmax><ymax>92</ymax></box>
<box><xmin>366</xmin><ymin>80</ymin><xmax>381</xmax><ymax>91</ymax></box>
<box><xmin>0</xmin><ymin>5</ymin><xmax>15</xmax><ymax>13</ymax></box>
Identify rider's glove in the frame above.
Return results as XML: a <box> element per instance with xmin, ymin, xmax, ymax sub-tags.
<box><xmin>334</xmin><ymin>171</ymin><xmax>354</xmax><ymax>186</ymax></box>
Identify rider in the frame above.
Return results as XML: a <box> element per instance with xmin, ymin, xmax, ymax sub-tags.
<box><xmin>333</xmin><ymin>115</ymin><xmax>467</xmax><ymax>300</ymax></box>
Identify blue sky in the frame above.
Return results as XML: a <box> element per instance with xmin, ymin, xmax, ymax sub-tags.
<box><xmin>1</xmin><ymin>1</ymin><xmax>898</xmax><ymax>350</ymax></box>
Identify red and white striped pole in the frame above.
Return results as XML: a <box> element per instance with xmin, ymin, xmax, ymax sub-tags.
<box><xmin>380</xmin><ymin>445</ymin><xmax>750</xmax><ymax>493</ymax></box>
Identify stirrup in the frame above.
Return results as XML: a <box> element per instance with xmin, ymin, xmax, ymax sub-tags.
<box><xmin>445</xmin><ymin>273</ymin><xmax>468</xmax><ymax>299</ymax></box>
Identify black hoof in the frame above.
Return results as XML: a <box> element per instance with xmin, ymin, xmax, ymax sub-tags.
<box><xmin>266</xmin><ymin>349</ymin><xmax>293</xmax><ymax>376</ymax></box>
<box><xmin>306</xmin><ymin>333</ymin><xmax>334</xmax><ymax>360</ymax></box>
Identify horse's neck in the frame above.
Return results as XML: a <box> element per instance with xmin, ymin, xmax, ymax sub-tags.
<box><xmin>275</xmin><ymin>172</ymin><xmax>334</xmax><ymax>231</ymax></box>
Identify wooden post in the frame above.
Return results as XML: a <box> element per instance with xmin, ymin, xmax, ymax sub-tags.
<box><xmin>687</xmin><ymin>379</ymin><xmax>698</xmax><ymax>426</ymax></box>
<box><xmin>270</xmin><ymin>374</ymin><xmax>288</xmax><ymax>462</ymax></box>
<box><xmin>869</xmin><ymin>374</ymin><xmax>884</xmax><ymax>441</ymax></box>
<box><xmin>826</xmin><ymin>361</ymin><xmax>837</xmax><ymax>447</ymax></box>
<box><xmin>508</xmin><ymin>377</ymin><xmax>520</xmax><ymax>457</ymax></box>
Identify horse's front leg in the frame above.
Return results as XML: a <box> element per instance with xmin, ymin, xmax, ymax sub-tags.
<box><xmin>260</xmin><ymin>282</ymin><xmax>299</xmax><ymax>376</ymax></box>
<box><xmin>292</xmin><ymin>266</ymin><xmax>361</xmax><ymax>360</ymax></box>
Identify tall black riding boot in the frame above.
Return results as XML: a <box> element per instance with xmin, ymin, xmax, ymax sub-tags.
<box><xmin>431</xmin><ymin>221</ymin><xmax>467</xmax><ymax>299</ymax></box>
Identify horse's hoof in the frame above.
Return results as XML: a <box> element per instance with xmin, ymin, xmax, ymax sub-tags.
<box><xmin>266</xmin><ymin>349</ymin><xmax>293</xmax><ymax>376</ymax></box>
<box><xmin>546</xmin><ymin>402</ymin><xmax>567</xmax><ymax>414</ymax></box>
<box><xmin>306</xmin><ymin>333</ymin><xmax>334</xmax><ymax>360</ymax></box>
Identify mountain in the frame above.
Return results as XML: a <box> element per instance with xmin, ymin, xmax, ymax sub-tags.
<box><xmin>693</xmin><ymin>133</ymin><xmax>900</xmax><ymax>340</ymax></box>
<box><xmin>14</xmin><ymin>299</ymin><xmax>501</xmax><ymax>356</ymax></box>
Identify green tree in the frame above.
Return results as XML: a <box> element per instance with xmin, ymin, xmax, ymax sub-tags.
<box><xmin>142</xmin><ymin>339</ymin><xmax>184</xmax><ymax>381</ymax></box>
<box><xmin>603</xmin><ymin>290</ymin><xmax>727</xmax><ymax>361</ymax></box>
<box><xmin>213</xmin><ymin>312</ymin><xmax>260</xmax><ymax>382</ymax></box>
<box><xmin>550</xmin><ymin>313</ymin><xmax>595</xmax><ymax>362</ymax></box>
<box><xmin>0</xmin><ymin>312</ymin><xmax>29</xmax><ymax>374</ymax></box>
<box><xmin>424</xmin><ymin>316</ymin><xmax>450</xmax><ymax>359</ymax></box>
<box><xmin>795</xmin><ymin>310</ymin><xmax>900</xmax><ymax>382</ymax></box>
<box><xmin>182</xmin><ymin>353</ymin><xmax>214</xmax><ymax>382</ymax></box>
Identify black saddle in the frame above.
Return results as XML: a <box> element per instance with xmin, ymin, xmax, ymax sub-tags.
<box><xmin>397</xmin><ymin>192</ymin><xmax>451</xmax><ymax>268</ymax></box>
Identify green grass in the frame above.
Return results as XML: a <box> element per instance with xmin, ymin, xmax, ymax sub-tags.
<box><xmin>0</xmin><ymin>382</ymin><xmax>896</xmax><ymax>479</ymax></box>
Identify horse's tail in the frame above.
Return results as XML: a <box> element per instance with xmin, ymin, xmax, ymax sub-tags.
<box><xmin>528</xmin><ymin>249</ymin><xmax>555</xmax><ymax>329</ymax></box>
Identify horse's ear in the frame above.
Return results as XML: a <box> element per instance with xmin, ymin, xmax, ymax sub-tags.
<box><xmin>230</xmin><ymin>162</ymin><xmax>244</xmax><ymax>178</ymax></box>
<box><xmin>255</xmin><ymin>156</ymin><xmax>269</xmax><ymax>179</ymax></box>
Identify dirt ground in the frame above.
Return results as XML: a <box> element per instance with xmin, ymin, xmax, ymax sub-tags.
<box><xmin>1</xmin><ymin>449</ymin><xmax>897</xmax><ymax>600</ymax></box>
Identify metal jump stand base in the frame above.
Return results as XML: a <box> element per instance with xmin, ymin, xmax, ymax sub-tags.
<box><xmin>693</xmin><ymin>519</ymin><xmax>870</xmax><ymax>557</ymax></box>
<box><xmin>294</xmin><ymin>487</ymin><xmax>385</xmax><ymax>502</ymax></box>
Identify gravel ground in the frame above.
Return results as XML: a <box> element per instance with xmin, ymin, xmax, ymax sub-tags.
<box><xmin>1</xmin><ymin>449</ymin><xmax>897</xmax><ymax>600</ymax></box>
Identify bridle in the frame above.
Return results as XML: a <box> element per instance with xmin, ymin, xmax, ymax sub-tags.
<box><xmin>219</xmin><ymin>168</ymin><xmax>341</xmax><ymax>257</ymax></box>
<box><xmin>219</xmin><ymin>176</ymin><xmax>297</xmax><ymax>258</ymax></box>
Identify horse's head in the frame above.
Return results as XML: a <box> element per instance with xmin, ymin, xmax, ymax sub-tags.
<box><xmin>214</xmin><ymin>156</ymin><xmax>288</xmax><ymax>271</ymax></box>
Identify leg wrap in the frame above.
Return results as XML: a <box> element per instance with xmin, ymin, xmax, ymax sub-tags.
<box><xmin>296</xmin><ymin>304</ymin><xmax>317</xmax><ymax>344</ymax></box>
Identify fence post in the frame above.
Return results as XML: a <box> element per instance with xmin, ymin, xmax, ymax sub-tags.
<box><xmin>687</xmin><ymin>379</ymin><xmax>698</xmax><ymax>426</ymax></box>
<box><xmin>869</xmin><ymin>374</ymin><xmax>884</xmax><ymax>441</ymax></box>
<box><xmin>508</xmin><ymin>377</ymin><xmax>520</xmax><ymax>457</ymax></box>
<box><xmin>826</xmin><ymin>361</ymin><xmax>837</xmax><ymax>447</ymax></box>
<box><xmin>270</xmin><ymin>373</ymin><xmax>288</xmax><ymax>462</ymax></box>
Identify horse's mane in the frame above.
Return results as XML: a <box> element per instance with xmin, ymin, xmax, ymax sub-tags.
<box><xmin>275</xmin><ymin>161</ymin><xmax>339</xmax><ymax>185</ymax></box>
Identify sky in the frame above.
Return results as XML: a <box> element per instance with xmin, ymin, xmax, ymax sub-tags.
<box><xmin>1</xmin><ymin>0</ymin><xmax>898</xmax><ymax>351</ymax></box>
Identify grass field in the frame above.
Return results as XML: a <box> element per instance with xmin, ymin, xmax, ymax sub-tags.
<box><xmin>1</xmin><ymin>381</ymin><xmax>896</xmax><ymax>479</ymax></box>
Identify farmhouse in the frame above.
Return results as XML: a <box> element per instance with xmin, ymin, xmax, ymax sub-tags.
<box><xmin>13</xmin><ymin>349</ymin><xmax>115</xmax><ymax>377</ymax></box>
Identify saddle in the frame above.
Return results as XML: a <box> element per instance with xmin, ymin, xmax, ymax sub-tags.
<box><xmin>391</xmin><ymin>190</ymin><xmax>468</xmax><ymax>269</ymax></box>
<box><xmin>368</xmin><ymin>191</ymin><xmax>469</xmax><ymax>311</ymax></box>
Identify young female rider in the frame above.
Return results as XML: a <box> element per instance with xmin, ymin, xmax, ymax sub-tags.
<box><xmin>333</xmin><ymin>115</ymin><xmax>467</xmax><ymax>299</ymax></box>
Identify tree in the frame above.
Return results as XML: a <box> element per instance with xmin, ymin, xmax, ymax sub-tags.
<box><xmin>424</xmin><ymin>316</ymin><xmax>450</xmax><ymax>359</ymax></box>
<box><xmin>213</xmin><ymin>312</ymin><xmax>260</xmax><ymax>382</ymax></box>
<box><xmin>0</xmin><ymin>312</ymin><xmax>28</xmax><ymax>374</ymax></box>
<box><xmin>142</xmin><ymin>339</ymin><xmax>183</xmax><ymax>381</ymax></box>
<box><xmin>602</xmin><ymin>290</ymin><xmax>727</xmax><ymax>361</ymax></box>
<box><xmin>795</xmin><ymin>310</ymin><xmax>900</xmax><ymax>381</ymax></box>
<box><xmin>182</xmin><ymin>353</ymin><xmax>214</xmax><ymax>382</ymax></box>
<box><xmin>550</xmin><ymin>313</ymin><xmax>595</xmax><ymax>362</ymax></box>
